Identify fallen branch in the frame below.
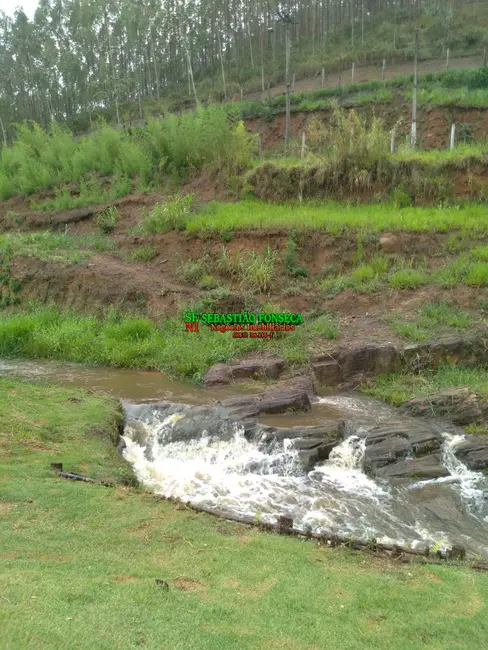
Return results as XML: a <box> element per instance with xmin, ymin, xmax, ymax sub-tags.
<box><xmin>60</xmin><ymin>472</ymin><xmax>95</xmax><ymax>483</ymax></box>
<box><xmin>51</xmin><ymin>463</ymin><xmax>113</xmax><ymax>487</ymax></box>
<box><xmin>166</xmin><ymin>498</ymin><xmax>475</xmax><ymax>566</ymax></box>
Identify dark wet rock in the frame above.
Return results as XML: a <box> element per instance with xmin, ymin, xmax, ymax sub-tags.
<box><xmin>204</xmin><ymin>363</ymin><xmax>231</xmax><ymax>386</ymax></box>
<box><xmin>220</xmin><ymin>386</ymin><xmax>311</xmax><ymax>420</ymax></box>
<box><xmin>361</xmin><ymin>420</ymin><xmax>444</xmax><ymax>478</ymax></box>
<box><xmin>336</xmin><ymin>373</ymin><xmax>369</xmax><ymax>391</ymax></box>
<box><xmin>312</xmin><ymin>360</ymin><xmax>342</xmax><ymax>386</ymax></box>
<box><xmin>254</xmin><ymin>421</ymin><xmax>344</xmax><ymax>470</ymax></box>
<box><xmin>203</xmin><ymin>356</ymin><xmax>286</xmax><ymax>386</ymax></box>
<box><xmin>337</xmin><ymin>344</ymin><xmax>402</xmax><ymax>380</ymax></box>
<box><xmin>229</xmin><ymin>356</ymin><xmax>285</xmax><ymax>380</ymax></box>
<box><xmin>127</xmin><ymin>402</ymin><xmax>239</xmax><ymax>445</ymax></box>
<box><xmin>398</xmin><ymin>387</ymin><xmax>488</xmax><ymax>426</ymax></box>
<box><xmin>453</xmin><ymin>437</ymin><xmax>488</xmax><ymax>471</ymax></box>
<box><xmin>375</xmin><ymin>454</ymin><xmax>450</xmax><ymax>480</ymax></box>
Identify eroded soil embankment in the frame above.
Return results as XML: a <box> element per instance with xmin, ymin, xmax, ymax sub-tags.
<box><xmin>6</xmin><ymin>219</ymin><xmax>488</xmax><ymax>360</ymax></box>
<box><xmin>245</xmin><ymin>104</ymin><xmax>488</xmax><ymax>151</ymax></box>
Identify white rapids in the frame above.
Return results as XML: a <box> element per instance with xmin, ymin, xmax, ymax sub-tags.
<box><xmin>122</xmin><ymin>409</ymin><xmax>488</xmax><ymax>557</ymax></box>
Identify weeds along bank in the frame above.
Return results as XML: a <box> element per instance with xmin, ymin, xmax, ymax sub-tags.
<box><xmin>0</xmin><ymin>202</ymin><xmax>488</xmax><ymax>383</ymax></box>
<box><xmin>2</xmin><ymin>71</ymin><xmax>488</xmax><ymax>210</ymax></box>
<box><xmin>0</xmin><ymin>107</ymin><xmax>256</xmax><ymax>204</ymax></box>
<box><xmin>0</xmin><ymin>98</ymin><xmax>487</xmax><ymax>384</ymax></box>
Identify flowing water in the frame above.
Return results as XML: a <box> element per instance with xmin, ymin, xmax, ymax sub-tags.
<box><xmin>122</xmin><ymin>395</ymin><xmax>488</xmax><ymax>558</ymax></box>
<box><xmin>3</xmin><ymin>359</ymin><xmax>488</xmax><ymax>558</ymax></box>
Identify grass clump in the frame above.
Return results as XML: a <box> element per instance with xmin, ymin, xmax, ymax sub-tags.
<box><xmin>465</xmin><ymin>262</ymin><xmax>488</xmax><ymax>288</ymax></box>
<box><xmin>388</xmin><ymin>268</ymin><xmax>428</xmax><ymax>290</ymax></box>
<box><xmin>138</xmin><ymin>194</ymin><xmax>193</xmax><ymax>234</ymax></box>
<box><xmin>245</xmin><ymin>248</ymin><xmax>279</xmax><ymax>293</ymax></box>
<box><xmin>0</xmin><ymin>232</ymin><xmax>116</xmax><ymax>264</ymax></box>
<box><xmin>390</xmin><ymin>301</ymin><xmax>474</xmax><ymax>343</ymax></box>
<box><xmin>307</xmin><ymin>313</ymin><xmax>340</xmax><ymax>340</ymax></box>
<box><xmin>418</xmin><ymin>301</ymin><xmax>473</xmax><ymax>330</ymax></box>
<box><xmin>188</xmin><ymin>200</ymin><xmax>488</xmax><ymax>235</ymax></box>
<box><xmin>96</xmin><ymin>206</ymin><xmax>118</xmax><ymax>234</ymax></box>
<box><xmin>180</xmin><ymin>256</ymin><xmax>209</xmax><ymax>284</ymax></box>
<box><xmin>130</xmin><ymin>245</ymin><xmax>159</xmax><ymax>263</ymax></box>
<box><xmin>363</xmin><ymin>366</ymin><xmax>488</xmax><ymax>407</ymax></box>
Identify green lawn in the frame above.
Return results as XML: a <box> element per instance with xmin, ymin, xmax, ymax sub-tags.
<box><xmin>2</xmin><ymin>378</ymin><xmax>488</xmax><ymax>649</ymax></box>
<box><xmin>190</xmin><ymin>200</ymin><xmax>488</xmax><ymax>234</ymax></box>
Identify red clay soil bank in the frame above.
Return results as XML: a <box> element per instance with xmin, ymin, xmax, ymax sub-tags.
<box><xmin>245</xmin><ymin>104</ymin><xmax>488</xmax><ymax>151</ymax></box>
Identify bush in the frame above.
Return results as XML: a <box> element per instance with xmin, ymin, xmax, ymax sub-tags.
<box><xmin>0</xmin><ymin>107</ymin><xmax>256</xmax><ymax>199</ymax></box>
<box><xmin>306</xmin><ymin>101</ymin><xmax>390</xmax><ymax>171</ymax></box>
<box><xmin>96</xmin><ymin>206</ymin><xmax>118</xmax><ymax>234</ymax></box>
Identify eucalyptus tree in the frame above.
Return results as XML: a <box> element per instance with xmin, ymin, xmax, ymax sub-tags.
<box><xmin>0</xmin><ymin>0</ymin><xmax>481</xmax><ymax>140</ymax></box>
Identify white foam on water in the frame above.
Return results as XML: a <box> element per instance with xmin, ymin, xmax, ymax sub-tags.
<box><xmin>441</xmin><ymin>433</ymin><xmax>487</xmax><ymax>514</ymax></box>
<box><xmin>122</xmin><ymin>413</ymin><xmax>488</xmax><ymax>556</ymax></box>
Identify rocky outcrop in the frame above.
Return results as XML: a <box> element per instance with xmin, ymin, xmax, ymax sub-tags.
<box><xmin>312</xmin><ymin>359</ymin><xmax>342</xmax><ymax>386</ymax></box>
<box><xmin>230</xmin><ymin>357</ymin><xmax>285</xmax><ymax>380</ymax></box>
<box><xmin>453</xmin><ymin>437</ymin><xmax>488</xmax><ymax>471</ymax></box>
<box><xmin>255</xmin><ymin>421</ymin><xmax>345</xmax><ymax>470</ymax></box>
<box><xmin>375</xmin><ymin>454</ymin><xmax>450</xmax><ymax>480</ymax></box>
<box><xmin>219</xmin><ymin>385</ymin><xmax>311</xmax><ymax>419</ymax></box>
<box><xmin>337</xmin><ymin>343</ymin><xmax>403</xmax><ymax>380</ymax></box>
<box><xmin>361</xmin><ymin>419</ymin><xmax>446</xmax><ymax>478</ymax></box>
<box><xmin>204</xmin><ymin>356</ymin><xmax>286</xmax><ymax>386</ymax></box>
<box><xmin>203</xmin><ymin>363</ymin><xmax>232</xmax><ymax>386</ymax></box>
<box><xmin>399</xmin><ymin>387</ymin><xmax>488</xmax><ymax>426</ymax></box>
<box><xmin>123</xmin><ymin>386</ymin><xmax>488</xmax><ymax>481</ymax></box>
<box><xmin>204</xmin><ymin>337</ymin><xmax>488</xmax><ymax>389</ymax></box>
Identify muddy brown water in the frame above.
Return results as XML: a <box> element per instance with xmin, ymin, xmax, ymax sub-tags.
<box><xmin>0</xmin><ymin>359</ymin><xmax>342</xmax><ymax>423</ymax></box>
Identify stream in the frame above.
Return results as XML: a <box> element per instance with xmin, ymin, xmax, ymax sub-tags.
<box><xmin>4</xmin><ymin>359</ymin><xmax>488</xmax><ymax>559</ymax></box>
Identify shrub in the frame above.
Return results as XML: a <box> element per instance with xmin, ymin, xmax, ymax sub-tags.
<box><xmin>284</xmin><ymin>238</ymin><xmax>308</xmax><ymax>277</ymax></box>
<box><xmin>96</xmin><ymin>206</ymin><xmax>118</xmax><ymax>234</ymax></box>
<box><xmin>391</xmin><ymin>186</ymin><xmax>413</xmax><ymax>208</ymax></box>
<box><xmin>306</xmin><ymin>101</ymin><xmax>390</xmax><ymax>171</ymax></box>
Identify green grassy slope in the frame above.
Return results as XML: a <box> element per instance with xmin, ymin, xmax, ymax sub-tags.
<box><xmin>2</xmin><ymin>378</ymin><xmax>488</xmax><ymax>649</ymax></box>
